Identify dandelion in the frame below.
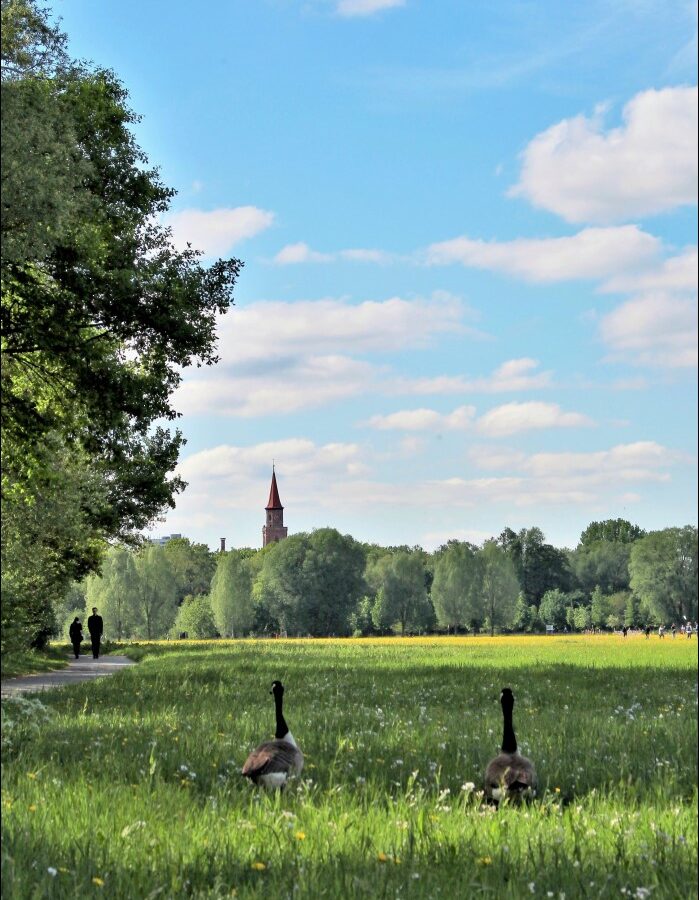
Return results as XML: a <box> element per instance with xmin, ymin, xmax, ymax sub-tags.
<box><xmin>27</xmin><ymin>772</ymin><xmax>38</xmax><ymax>780</ymax></box>
<box><xmin>554</xmin><ymin>787</ymin><xmax>561</xmax><ymax>793</ymax></box>
<box><xmin>461</xmin><ymin>781</ymin><xmax>476</xmax><ymax>792</ymax></box>
<box><xmin>477</xmin><ymin>856</ymin><xmax>492</xmax><ymax>866</ymax></box>
<box><xmin>28</xmin><ymin>804</ymin><xmax>37</xmax><ymax>812</ymax></box>
<box><xmin>92</xmin><ymin>877</ymin><xmax>105</xmax><ymax>887</ymax></box>
<box><xmin>528</xmin><ymin>884</ymin><xmax>536</xmax><ymax>894</ymax></box>
<box><xmin>295</xmin><ymin>831</ymin><xmax>306</xmax><ymax>841</ymax></box>
<box><xmin>377</xmin><ymin>852</ymin><xmax>388</xmax><ymax>862</ymax></box>
<box><xmin>47</xmin><ymin>868</ymin><xmax>57</xmax><ymax>877</ymax></box>
<box><xmin>251</xmin><ymin>862</ymin><xmax>266</xmax><ymax>871</ymax></box>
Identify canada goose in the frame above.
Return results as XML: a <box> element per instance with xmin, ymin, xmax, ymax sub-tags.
<box><xmin>484</xmin><ymin>687</ymin><xmax>537</xmax><ymax>802</ymax></box>
<box><xmin>242</xmin><ymin>680</ymin><xmax>304</xmax><ymax>788</ymax></box>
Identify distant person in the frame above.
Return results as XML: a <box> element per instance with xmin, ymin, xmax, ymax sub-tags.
<box><xmin>87</xmin><ymin>607</ymin><xmax>104</xmax><ymax>659</ymax></box>
<box><xmin>686</xmin><ymin>622</ymin><xmax>693</xmax><ymax>639</ymax></box>
<box><xmin>645</xmin><ymin>626</ymin><xmax>651</xmax><ymax>639</ymax></box>
<box><xmin>69</xmin><ymin>617</ymin><xmax>83</xmax><ymax>659</ymax></box>
<box><xmin>622</xmin><ymin>626</ymin><xmax>628</xmax><ymax>638</ymax></box>
<box><xmin>658</xmin><ymin>624</ymin><xmax>665</xmax><ymax>639</ymax></box>
<box><xmin>671</xmin><ymin>623</ymin><xmax>677</xmax><ymax>638</ymax></box>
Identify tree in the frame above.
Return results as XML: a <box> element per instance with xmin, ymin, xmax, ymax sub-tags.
<box><xmin>511</xmin><ymin>593</ymin><xmax>531</xmax><ymax>632</ymax></box>
<box><xmin>572</xmin><ymin>541</ymin><xmax>632</xmax><ymax>597</ymax></box>
<box><xmin>498</xmin><ymin>526</ymin><xmax>573</xmax><ymax>604</ymax></box>
<box><xmin>132</xmin><ymin>545</ymin><xmax>178</xmax><ymax>639</ymax></box>
<box><xmin>479</xmin><ymin>541</ymin><xmax>519</xmax><ymax>635</ymax></box>
<box><xmin>163</xmin><ymin>538</ymin><xmax>216</xmax><ymax>606</ymax></box>
<box><xmin>369</xmin><ymin>551</ymin><xmax>429</xmax><ymax>635</ymax></box>
<box><xmin>171</xmin><ymin>594</ymin><xmax>217</xmax><ymax>639</ymax></box>
<box><xmin>590</xmin><ymin>586</ymin><xmax>611</xmax><ymax>630</ymax></box>
<box><xmin>579</xmin><ymin>519</ymin><xmax>646</xmax><ymax>546</ymax></box>
<box><xmin>572</xmin><ymin>605</ymin><xmax>591</xmax><ymax>631</ymax></box>
<box><xmin>84</xmin><ymin>546</ymin><xmax>140</xmax><ymax>639</ymax></box>
<box><xmin>629</xmin><ymin>527</ymin><xmax>698</xmax><ymax>624</ymax></box>
<box><xmin>431</xmin><ymin>541</ymin><xmax>481</xmax><ymax>632</ymax></box>
<box><xmin>1</xmin><ymin>1</ymin><xmax>241</xmax><ymax>651</ymax></box>
<box><xmin>538</xmin><ymin>589</ymin><xmax>568</xmax><ymax>631</ymax></box>
<box><xmin>210</xmin><ymin>550</ymin><xmax>255</xmax><ymax>638</ymax></box>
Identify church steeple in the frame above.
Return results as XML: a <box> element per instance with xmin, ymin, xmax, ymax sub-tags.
<box><xmin>262</xmin><ymin>467</ymin><xmax>288</xmax><ymax>547</ymax></box>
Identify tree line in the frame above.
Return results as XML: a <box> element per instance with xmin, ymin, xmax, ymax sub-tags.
<box><xmin>55</xmin><ymin>520</ymin><xmax>698</xmax><ymax>641</ymax></box>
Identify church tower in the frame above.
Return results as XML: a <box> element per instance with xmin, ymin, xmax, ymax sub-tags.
<box><xmin>262</xmin><ymin>467</ymin><xmax>288</xmax><ymax>547</ymax></box>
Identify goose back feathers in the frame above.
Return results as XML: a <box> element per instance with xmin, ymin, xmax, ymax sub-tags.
<box><xmin>242</xmin><ymin>680</ymin><xmax>303</xmax><ymax>788</ymax></box>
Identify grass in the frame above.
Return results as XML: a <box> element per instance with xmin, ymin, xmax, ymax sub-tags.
<box><xmin>1</xmin><ymin>635</ymin><xmax>697</xmax><ymax>899</ymax></box>
<box><xmin>1</xmin><ymin>645</ymin><xmax>70</xmax><ymax>679</ymax></box>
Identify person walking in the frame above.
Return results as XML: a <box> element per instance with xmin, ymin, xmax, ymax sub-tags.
<box><xmin>69</xmin><ymin>617</ymin><xmax>83</xmax><ymax>659</ymax></box>
<box><xmin>658</xmin><ymin>624</ymin><xmax>665</xmax><ymax>639</ymax></box>
<box><xmin>645</xmin><ymin>625</ymin><xmax>651</xmax><ymax>639</ymax></box>
<box><xmin>671</xmin><ymin>623</ymin><xmax>677</xmax><ymax>638</ymax></box>
<box><xmin>686</xmin><ymin>622</ymin><xmax>693</xmax><ymax>639</ymax></box>
<box><xmin>87</xmin><ymin>607</ymin><xmax>104</xmax><ymax>659</ymax></box>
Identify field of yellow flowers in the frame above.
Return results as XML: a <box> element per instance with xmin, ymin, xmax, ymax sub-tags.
<box><xmin>2</xmin><ymin>635</ymin><xmax>697</xmax><ymax>898</ymax></box>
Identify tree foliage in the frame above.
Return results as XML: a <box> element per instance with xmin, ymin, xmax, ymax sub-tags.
<box><xmin>431</xmin><ymin>541</ymin><xmax>481</xmax><ymax>631</ymax></box>
<box><xmin>210</xmin><ymin>551</ymin><xmax>255</xmax><ymax>638</ymax></box>
<box><xmin>1</xmin><ymin>0</ymin><xmax>241</xmax><ymax>651</ymax></box>
<box><xmin>629</xmin><ymin>527</ymin><xmax>698</xmax><ymax>624</ymax></box>
<box><xmin>480</xmin><ymin>540</ymin><xmax>519</xmax><ymax>635</ymax></box>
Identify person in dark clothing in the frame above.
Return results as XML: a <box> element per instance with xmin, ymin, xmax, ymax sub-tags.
<box><xmin>69</xmin><ymin>617</ymin><xmax>83</xmax><ymax>659</ymax></box>
<box><xmin>87</xmin><ymin>607</ymin><xmax>104</xmax><ymax>659</ymax></box>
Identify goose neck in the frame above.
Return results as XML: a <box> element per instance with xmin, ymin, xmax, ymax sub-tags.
<box><xmin>501</xmin><ymin>705</ymin><xmax>518</xmax><ymax>754</ymax></box>
<box><xmin>274</xmin><ymin>692</ymin><xmax>289</xmax><ymax>740</ymax></box>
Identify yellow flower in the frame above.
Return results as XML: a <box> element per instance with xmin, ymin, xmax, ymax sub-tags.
<box><xmin>295</xmin><ymin>831</ymin><xmax>306</xmax><ymax>841</ymax></box>
<box><xmin>27</xmin><ymin>772</ymin><xmax>38</xmax><ymax>780</ymax></box>
<box><xmin>377</xmin><ymin>853</ymin><xmax>388</xmax><ymax>863</ymax></box>
<box><xmin>28</xmin><ymin>804</ymin><xmax>37</xmax><ymax>812</ymax></box>
<box><xmin>251</xmin><ymin>862</ymin><xmax>266</xmax><ymax>871</ymax></box>
<box><xmin>554</xmin><ymin>787</ymin><xmax>561</xmax><ymax>793</ymax></box>
<box><xmin>92</xmin><ymin>876</ymin><xmax>105</xmax><ymax>887</ymax></box>
<box><xmin>478</xmin><ymin>856</ymin><xmax>493</xmax><ymax>866</ymax></box>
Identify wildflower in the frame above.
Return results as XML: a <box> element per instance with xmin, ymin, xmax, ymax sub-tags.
<box><xmin>251</xmin><ymin>862</ymin><xmax>266</xmax><ymax>871</ymax></box>
<box><xmin>295</xmin><ymin>831</ymin><xmax>306</xmax><ymax>841</ymax></box>
<box><xmin>27</xmin><ymin>772</ymin><xmax>38</xmax><ymax>780</ymax></box>
<box><xmin>554</xmin><ymin>787</ymin><xmax>561</xmax><ymax>793</ymax></box>
<box><xmin>461</xmin><ymin>782</ymin><xmax>476</xmax><ymax>792</ymax></box>
<box><xmin>635</xmin><ymin>890</ymin><xmax>652</xmax><ymax>899</ymax></box>
<box><xmin>477</xmin><ymin>856</ymin><xmax>492</xmax><ymax>866</ymax></box>
<box><xmin>528</xmin><ymin>884</ymin><xmax>536</xmax><ymax>894</ymax></box>
<box><xmin>28</xmin><ymin>804</ymin><xmax>37</xmax><ymax>812</ymax></box>
<box><xmin>377</xmin><ymin>852</ymin><xmax>388</xmax><ymax>862</ymax></box>
<box><xmin>47</xmin><ymin>868</ymin><xmax>57</xmax><ymax>877</ymax></box>
<box><xmin>92</xmin><ymin>877</ymin><xmax>105</xmax><ymax>887</ymax></box>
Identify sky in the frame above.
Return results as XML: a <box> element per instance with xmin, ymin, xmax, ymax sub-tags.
<box><xmin>56</xmin><ymin>0</ymin><xmax>697</xmax><ymax>552</ymax></box>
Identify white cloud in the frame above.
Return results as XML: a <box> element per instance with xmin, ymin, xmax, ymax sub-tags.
<box><xmin>273</xmin><ymin>242</ymin><xmax>393</xmax><ymax>264</ymax></box>
<box><xmin>601</xmin><ymin>247</ymin><xmax>698</xmax><ymax>294</ymax></box>
<box><xmin>393</xmin><ymin>358</ymin><xmax>553</xmax><ymax>395</ymax></box>
<box><xmin>165</xmin><ymin>206</ymin><xmax>275</xmax><ymax>256</ymax></box>
<box><xmin>510</xmin><ymin>86</ymin><xmax>698</xmax><ymax>223</ymax></box>
<box><xmin>425</xmin><ymin>226</ymin><xmax>660</xmax><ymax>282</ymax></box>
<box><xmin>363</xmin><ymin>400</ymin><xmax>592</xmax><ymax>436</ymax></box>
<box><xmin>599</xmin><ymin>292</ymin><xmax>698</xmax><ymax>368</ymax></box>
<box><xmin>364</xmin><ymin>405</ymin><xmax>476</xmax><ymax>431</ymax></box>
<box><xmin>337</xmin><ymin>0</ymin><xmax>405</xmax><ymax>17</ymax></box>
<box><xmin>174</xmin><ymin>294</ymin><xmax>470</xmax><ymax>417</ymax></box>
<box><xmin>175</xmin><ymin>356</ymin><xmax>377</xmax><ymax>417</ymax></box>
<box><xmin>475</xmin><ymin>401</ymin><xmax>595</xmax><ymax>437</ymax></box>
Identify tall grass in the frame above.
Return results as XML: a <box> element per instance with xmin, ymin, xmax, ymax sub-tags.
<box><xmin>2</xmin><ymin>636</ymin><xmax>696</xmax><ymax>898</ymax></box>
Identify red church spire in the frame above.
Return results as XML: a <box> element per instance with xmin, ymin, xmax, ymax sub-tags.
<box><xmin>265</xmin><ymin>466</ymin><xmax>283</xmax><ymax>510</ymax></box>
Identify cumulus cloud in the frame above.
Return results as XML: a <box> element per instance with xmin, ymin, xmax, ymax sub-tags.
<box><xmin>599</xmin><ymin>292</ymin><xmax>698</xmax><ymax>369</ymax></box>
<box><xmin>393</xmin><ymin>358</ymin><xmax>553</xmax><ymax>395</ymax></box>
<box><xmin>601</xmin><ymin>246</ymin><xmax>698</xmax><ymax>294</ymax></box>
<box><xmin>510</xmin><ymin>86</ymin><xmax>698</xmax><ymax>223</ymax></box>
<box><xmin>475</xmin><ymin>402</ymin><xmax>594</xmax><ymax>437</ymax></box>
<box><xmin>363</xmin><ymin>400</ymin><xmax>592</xmax><ymax>436</ymax></box>
<box><xmin>173</xmin><ymin>294</ymin><xmax>470</xmax><ymax>417</ymax></box>
<box><xmin>364</xmin><ymin>405</ymin><xmax>476</xmax><ymax>431</ymax></box>
<box><xmin>164</xmin><ymin>206</ymin><xmax>275</xmax><ymax>256</ymax></box>
<box><xmin>175</xmin><ymin>356</ymin><xmax>377</xmax><ymax>418</ymax></box>
<box><xmin>336</xmin><ymin>0</ymin><xmax>405</xmax><ymax>17</ymax></box>
<box><xmin>425</xmin><ymin>226</ymin><xmax>660</xmax><ymax>282</ymax></box>
<box><xmin>273</xmin><ymin>242</ymin><xmax>392</xmax><ymax>264</ymax></box>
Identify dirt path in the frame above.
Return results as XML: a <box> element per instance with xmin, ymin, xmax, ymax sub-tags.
<box><xmin>1</xmin><ymin>656</ymin><xmax>135</xmax><ymax>699</ymax></box>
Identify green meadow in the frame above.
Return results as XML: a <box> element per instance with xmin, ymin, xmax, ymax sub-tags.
<box><xmin>2</xmin><ymin>636</ymin><xmax>697</xmax><ymax>899</ymax></box>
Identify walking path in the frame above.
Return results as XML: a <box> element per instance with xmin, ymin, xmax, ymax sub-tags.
<box><xmin>1</xmin><ymin>656</ymin><xmax>135</xmax><ymax>699</ymax></box>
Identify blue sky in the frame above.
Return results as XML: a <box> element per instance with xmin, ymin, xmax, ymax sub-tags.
<box><xmin>57</xmin><ymin>0</ymin><xmax>697</xmax><ymax>551</ymax></box>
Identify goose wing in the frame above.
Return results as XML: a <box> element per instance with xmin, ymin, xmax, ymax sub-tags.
<box><xmin>242</xmin><ymin>739</ymin><xmax>303</xmax><ymax>780</ymax></box>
